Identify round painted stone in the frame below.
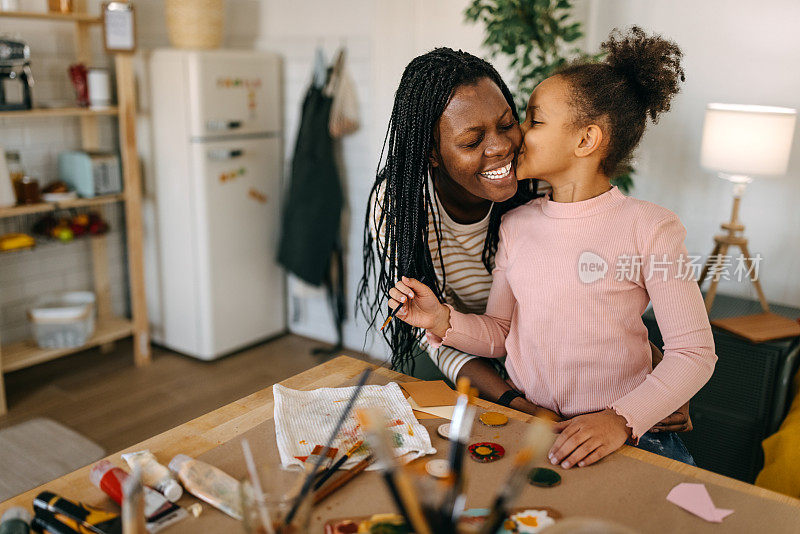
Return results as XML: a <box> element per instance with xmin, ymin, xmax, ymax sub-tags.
<box><xmin>425</xmin><ymin>458</ymin><xmax>450</xmax><ymax>479</ymax></box>
<box><xmin>527</xmin><ymin>467</ymin><xmax>561</xmax><ymax>487</ymax></box>
<box><xmin>479</xmin><ymin>411</ymin><xmax>509</xmax><ymax>427</ymax></box>
<box><xmin>468</xmin><ymin>442</ymin><xmax>505</xmax><ymax>463</ymax></box>
<box><xmin>437</xmin><ymin>423</ymin><xmax>451</xmax><ymax>440</ymax></box>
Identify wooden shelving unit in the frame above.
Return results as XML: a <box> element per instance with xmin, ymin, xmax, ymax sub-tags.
<box><xmin>0</xmin><ymin>193</ymin><xmax>123</xmax><ymax>219</ymax></box>
<box><xmin>0</xmin><ymin>4</ymin><xmax>150</xmax><ymax>415</ymax></box>
<box><xmin>0</xmin><ymin>107</ymin><xmax>118</xmax><ymax>119</ymax></box>
<box><xmin>0</xmin><ymin>10</ymin><xmax>102</xmax><ymax>23</ymax></box>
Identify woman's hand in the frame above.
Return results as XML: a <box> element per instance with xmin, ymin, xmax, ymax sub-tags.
<box><xmin>388</xmin><ymin>276</ymin><xmax>450</xmax><ymax>335</ymax></box>
<box><xmin>652</xmin><ymin>401</ymin><xmax>692</xmax><ymax>433</ymax></box>
<box><xmin>547</xmin><ymin>409</ymin><xmax>631</xmax><ymax>469</ymax></box>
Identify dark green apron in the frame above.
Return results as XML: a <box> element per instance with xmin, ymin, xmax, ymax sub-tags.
<box><xmin>277</xmin><ymin>83</ymin><xmax>345</xmax><ymax>349</ymax></box>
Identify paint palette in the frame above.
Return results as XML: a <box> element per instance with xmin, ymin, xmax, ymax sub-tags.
<box><xmin>323</xmin><ymin>507</ymin><xmax>561</xmax><ymax>533</ymax></box>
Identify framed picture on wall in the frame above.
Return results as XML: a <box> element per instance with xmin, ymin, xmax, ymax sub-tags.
<box><xmin>103</xmin><ymin>2</ymin><xmax>137</xmax><ymax>53</ymax></box>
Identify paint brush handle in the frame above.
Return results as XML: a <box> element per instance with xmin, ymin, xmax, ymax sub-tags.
<box><xmin>314</xmin><ymin>441</ymin><xmax>364</xmax><ymax>491</ymax></box>
<box><xmin>313</xmin><ymin>455</ymin><xmax>374</xmax><ymax>505</ymax></box>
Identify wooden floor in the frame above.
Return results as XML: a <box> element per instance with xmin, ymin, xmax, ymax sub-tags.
<box><xmin>0</xmin><ymin>334</ymin><xmax>375</xmax><ymax>453</ymax></box>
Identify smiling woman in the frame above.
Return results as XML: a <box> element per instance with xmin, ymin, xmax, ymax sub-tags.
<box><xmin>356</xmin><ymin>48</ymin><xmax>545</xmax><ymax>410</ymax></box>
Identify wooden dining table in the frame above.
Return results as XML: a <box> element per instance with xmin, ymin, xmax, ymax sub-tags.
<box><xmin>2</xmin><ymin>355</ymin><xmax>799</xmax><ymax>532</ymax></box>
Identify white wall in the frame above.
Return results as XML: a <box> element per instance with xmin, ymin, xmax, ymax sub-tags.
<box><xmin>254</xmin><ymin>0</ymin><xmax>539</xmax><ymax>360</ymax></box>
<box><xmin>586</xmin><ymin>0</ymin><xmax>800</xmax><ymax>307</ymax></box>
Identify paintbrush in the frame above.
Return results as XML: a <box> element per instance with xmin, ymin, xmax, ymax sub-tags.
<box><xmin>478</xmin><ymin>418</ymin><xmax>554</xmax><ymax>534</ymax></box>
<box><xmin>358</xmin><ymin>408</ymin><xmax>433</xmax><ymax>534</ymax></box>
<box><xmin>313</xmin><ymin>453</ymin><xmax>375</xmax><ymax>505</ymax></box>
<box><xmin>241</xmin><ymin>438</ymin><xmax>275</xmax><ymax>534</ymax></box>
<box><xmin>439</xmin><ymin>377</ymin><xmax>475</xmax><ymax>524</ymax></box>
<box><xmin>380</xmin><ymin>303</ymin><xmax>403</xmax><ymax>331</ymax></box>
<box><xmin>283</xmin><ymin>368</ymin><xmax>372</xmax><ymax>525</ymax></box>
<box><xmin>314</xmin><ymin>440</ymin><xmax>365</xmax><ymax>491</ymax></box>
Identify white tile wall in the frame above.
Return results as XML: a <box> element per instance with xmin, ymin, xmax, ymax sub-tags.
<box><xmin>0</xmin><ymin>0</ymin><xmax>261</xmax><ymax>345</ymax></box>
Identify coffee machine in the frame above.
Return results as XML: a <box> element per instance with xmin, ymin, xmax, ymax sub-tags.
<box><xmin>0</xmin><ymin>38</ymin><xmax>33</xmax><ymax>111</ymax></box>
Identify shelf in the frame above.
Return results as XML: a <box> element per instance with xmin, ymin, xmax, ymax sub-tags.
<box><xmin>0</xmin><ymin>10</ymin><xmax>102</xmax><ymax>23</ymax></box>
<box><xmin>0</xmin><ymin>107</ymin><xmax>118</xmax><ymax>119</ymax></box>
<box><xmin>0</xmin><ymin>193</ymin><xmax>124</xmax><ymax>220</ymax></box>
<box><xmin>1</xmin><ymin>317</ymin><xmax>133</xmax><ymax>372</ymax></box>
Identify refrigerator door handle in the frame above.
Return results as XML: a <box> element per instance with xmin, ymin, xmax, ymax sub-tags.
<box><xmin>207</xmin><ymin>149</ymin><xmax>245</xmax><ymax>161</ymax></box>
<box><xmin>206</xmin><ymin>119</ymin><xmax>243</xmax><ymax>132</ymax></box>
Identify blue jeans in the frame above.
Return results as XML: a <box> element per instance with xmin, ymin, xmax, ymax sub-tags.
<box><xmin>635</xmin><ymin>431</ymin><xmax>696</xmax><ymax>466</ymax></box>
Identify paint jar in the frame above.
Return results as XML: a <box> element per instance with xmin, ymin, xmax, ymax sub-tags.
<box><xmin>0</xmin><ymin>507</ymin><xmax>31</xmax><ymax>534</ymax></box>
<box><xmin>240</xmin><ymin>464</ymin><xmax>310</xmax><ymax>534</ymax></box>
<box><xmin>121</xmin><ymin>450</ymin><xmax>183</xmax><ymax>502</ymax></box>
<box><xmin>168</xmin><ymin>454</ymin><xmax>243</xmax><ymax>520</ymax></box>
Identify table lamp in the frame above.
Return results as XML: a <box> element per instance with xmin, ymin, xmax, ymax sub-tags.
<box><xmin>697</xmin><ymin>103</ymin><xmax>799</xmax><ymax>341</ymax></box>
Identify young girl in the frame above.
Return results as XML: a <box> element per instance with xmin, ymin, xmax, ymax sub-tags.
<box><xmin>388</xmin><ymin>27</ymin><xmax>716</xmax><ymax>467</ymax></box>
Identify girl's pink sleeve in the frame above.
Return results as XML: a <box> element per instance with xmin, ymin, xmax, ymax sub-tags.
<box><xmin>611</xmin><ymin>213</ymin><xmax>717</xmax><ymax>440</ymax></box>
<box><xmin>426</xmin><ymin>224</ymin><xmax>516</xmax><ymax>358</ymax></box>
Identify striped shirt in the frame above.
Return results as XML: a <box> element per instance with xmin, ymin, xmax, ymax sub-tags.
<box><xmin>370</xmin><ymin>177</ymin><xmax>492</xmax><ymax>382</ymax></box>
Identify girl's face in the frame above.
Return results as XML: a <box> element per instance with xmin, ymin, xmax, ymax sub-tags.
<box><xmin>516</xmin><ymin>75</ymin><xmax>582</xmax><ymax>183</ymax></box>
<box><xmin>432</xmin><ymin>77</ymin><xmax>522</xmax><ymax>203</ymax></box>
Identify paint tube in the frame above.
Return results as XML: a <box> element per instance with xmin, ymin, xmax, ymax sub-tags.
<box><xmin>167</xmin><ymin>454</ymin><xmax>243</xmax><ymax>520</ymax></box>
<box><xmin>32</xmin><ymin>491</ymin><xmax>121</xmax><ymax>534</ymax></box>
<box><xmin>0</xmin><ymin>507</ymin><xmax>31</xmax><ymax>534</ymax></box>
<box><xmin>121</xmin><ymin>467</ymin><xmax>146</xmax><ymax>534</ymax></box>
<box><xmin>89</xmin><ymin>461</ymin><xmax>187</xmax><ymax>533</ymax></box>
<box><xmin>120</xmin><ymin>451</ymin><xmax>182</xmax><ymax>502</ymax></box>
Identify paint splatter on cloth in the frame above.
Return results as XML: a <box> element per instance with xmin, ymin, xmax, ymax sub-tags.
<box><xmin>273</xmin><ymin>382</ymin><xmax>436</xmax><ymax>471</ymax></box>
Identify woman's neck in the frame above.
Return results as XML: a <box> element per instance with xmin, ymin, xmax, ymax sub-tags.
<box><xmin>432</xmin><ymin>171</ymin><xmax>492</xmax><ymax>224</ymax></box>
<box><xmin>549</xmin><ymin>169</ymin><xmax>612</xmax><ymax>203</ymax></box>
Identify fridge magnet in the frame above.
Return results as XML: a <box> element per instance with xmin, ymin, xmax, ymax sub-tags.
<box><xmin>103</xmin><ymin>2</ymin><xmax>136</xmax><ymax>53</ymax></box>
<box><xmin>468</xmin><ymin>442</ymin><xmax>504</xmax><ymax>463</ymax></box>
<box><xmin>247</xmin><ymin>188</ymin><xmax>268</xmax><ymax>203</ymax></box>
<box><xmin>219</xmin><ymin>168</ymin><xmax>245</xmax><ymax>183</ymax></box>
<box><xmin>479</xmin><ymin>411</ymin><xmax>508</xmax><ymax>427</ymax></box>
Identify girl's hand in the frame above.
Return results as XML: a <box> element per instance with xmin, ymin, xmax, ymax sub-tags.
<box><xmin>547</xmin><ymin>409</ymin><xmax>631</xmax><ymax>469</ymax></box>
<box><xmin>388</xmin><ymin>276</ymin><xmax>450</xmax><ymax>334</ymax></box>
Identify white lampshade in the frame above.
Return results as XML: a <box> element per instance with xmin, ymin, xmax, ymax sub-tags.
<box><xmin>700</xmin><ymin>103</ymin><xmax>796</xmax><ymax>176</ymax></box>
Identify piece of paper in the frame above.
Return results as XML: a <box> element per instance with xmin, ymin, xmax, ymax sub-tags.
<box><xmin>399</xmin><ymin>380</ymin><xmax>459</xmax><ymax>407</ymax></box>
<box><xmin>407</xmin><ymin>396</ymin><xmax>455</xmax><ymax>420</ymax></box>
<box><xmin>666</xmin><ymin>483</ymin><xmax>734</xmax><ymax>523</ymax></box>
<box><xmin>412</xmin><ymin>409</ymin><xmax>440</xmax><ymax>420</ymax></box>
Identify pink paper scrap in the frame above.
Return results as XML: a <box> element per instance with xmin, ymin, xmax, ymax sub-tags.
<box><xmin>667</xmin><ymin>482</ymin><xmax>734</xmax><ymax>523</ymax></box>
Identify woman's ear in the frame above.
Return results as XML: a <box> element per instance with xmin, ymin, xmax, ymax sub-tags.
<box><xmin>429</xmin><ymin>146</ymin><xmax>441</xmax><ymax>168</ymax></box>
<box><xmin>575</xmin><ymin>124</ymin><xmax>603</xmax><ymax>158</ymax></box>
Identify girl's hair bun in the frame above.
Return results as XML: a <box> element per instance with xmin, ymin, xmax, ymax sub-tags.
<box><xmin>603</xmin><ymin>26</ymin><xmax>685</xmax><ymax>122</ymax></box>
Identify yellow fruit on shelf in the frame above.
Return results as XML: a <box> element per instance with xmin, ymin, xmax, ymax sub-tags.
<box><xmin>0</xmin><ymin>233</ymin><xmax>36</xmax><ymax>251</ymax></box>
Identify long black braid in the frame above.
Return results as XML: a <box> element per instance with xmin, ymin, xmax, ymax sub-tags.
<box><xmin>357</xmin><ymin>47</ymin><xmax>540</xmax><ymax>373</ymax></box>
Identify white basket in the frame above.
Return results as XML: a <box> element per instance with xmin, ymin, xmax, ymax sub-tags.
<box><xmin>28</xmin><ymin>291</ymin><xmax>96</xmax><ymax>349</ymax></box>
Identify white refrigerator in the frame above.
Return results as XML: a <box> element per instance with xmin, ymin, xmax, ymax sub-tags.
<box><xmin>147</xmin><ymin>49</ymin><xmax>285</xmax><ymax>360</ymax></box>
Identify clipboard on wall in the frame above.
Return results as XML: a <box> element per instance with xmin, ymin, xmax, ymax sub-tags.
<box><xmin>102</xmin><ymin>2</ymin><xmax>137</xmax><ymax>53</ymax></box>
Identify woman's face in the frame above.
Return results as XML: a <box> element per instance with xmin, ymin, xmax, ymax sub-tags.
<box><xmin>432</xmin><ymin>77</ymin><xmax>522</xmax><ymax>203</ymax></box>
<box><xmin>516</xmin><ymin>75</ymin><xmax>580</xmax><ymax>182</ymax></box>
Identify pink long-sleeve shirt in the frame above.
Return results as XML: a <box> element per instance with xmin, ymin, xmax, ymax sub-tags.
<box><xmin>428</xmin><ymin>186</ymin><xmax>717</xmax><ymax>439</ymax></box>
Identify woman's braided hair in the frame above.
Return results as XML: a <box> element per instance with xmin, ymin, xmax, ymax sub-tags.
<box><xmin>357</xmin><ymin>47</ymin><xmax>539</xmax><ymax>373</ymax></box>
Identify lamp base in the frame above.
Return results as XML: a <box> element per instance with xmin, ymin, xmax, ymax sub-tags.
<box><xmin>698</xmin><ymin>180</ymin><xmax>769</xmax><ymax>313</ymax></box>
